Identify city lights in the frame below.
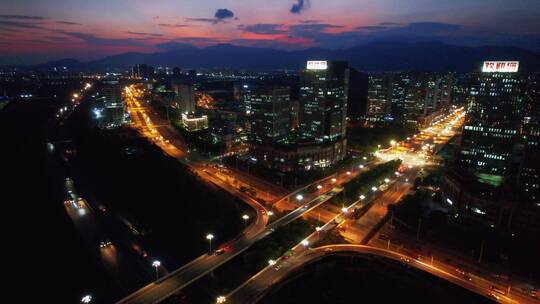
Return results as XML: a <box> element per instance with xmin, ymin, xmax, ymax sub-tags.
<box><xmin>8</xmin><ymin>5</ymin><xmax>535</xmax><ymax>301</ymax></box>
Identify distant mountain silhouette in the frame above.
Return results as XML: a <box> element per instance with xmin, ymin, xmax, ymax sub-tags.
<box><xmin>15</xmin><ymin>41</ymin><xmax>540</xmax><ymax>72</ymax></box>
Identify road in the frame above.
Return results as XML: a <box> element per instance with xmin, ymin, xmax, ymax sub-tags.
<box><xmin>225</xmin><ymin>108</ymin><xmax>540</xmax><ymax>304</ymax></box>
<box><xmin>116</xmin><ymin>187</ymin><xmax>343</xmax><ymax>304</ymax></box>
<box><xmin>376</xmin><ymin>107</ymin><xmax>465</xmax><ymax>166</ymax></box>
<box><xmin>224</xmin><ymin>170</ymin><xmax>412</xmax><ymax>304</ymax></box>
<box><xmin>226</xmin><ymin>244</ymin><xmax>523</xmax><ymax>304</ymax></box>
<box><xmin>225</xmin><ymin>108</ymin><xmax>479</xmax><ymax>303</ymax></box>
<box><xmin>370</xmin><ymin>220</ymin><xmax>540</xmax><ymax>304</ymax></box>
<box><xmin>118</xmin><ymin>86</ymin><xmax>363</xmax><ymax>304</ymax></box>
<box><xmin>121</xmin><ymin>88</ymin><xmax>522</xmax><ymax>304</ymax></box>
<box><xmin>63</xmin><ymin>178</ymin><xmax>151</xmax><ymax>294</ymax></box>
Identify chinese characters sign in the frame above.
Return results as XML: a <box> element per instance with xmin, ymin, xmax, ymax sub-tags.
<box><xmin>307</xmin><ymin>61</ymin><xmax>328</xmax><ymax>70</ymax></box>
<box><xmin>482</xmin><ymin>61</ymin><xmax>519</xmax><ymax>73</ymax></box>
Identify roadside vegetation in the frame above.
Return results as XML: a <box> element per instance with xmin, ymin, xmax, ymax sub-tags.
<box><xmin>333</xmin><ymin>159</ymin><xmax>402</xmax><ymax>205</ymax></box>
<box><xmin>347</xmin><ymin>122</ymin><xmax>417</xmax><ymax>155</ymax></box>
<box><xmin>67</xmin><ymin>100</ymin><xmax>251</xmax><ymax>269</ymax></box>
<box><xmin>182</xmin><ymin>218</ymin><xmax>316</xmax><ymax>302</ymax></box>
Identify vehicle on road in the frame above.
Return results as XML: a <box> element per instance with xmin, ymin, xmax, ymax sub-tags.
<box><xmin>400</xmin><ymin>256</ymin><xmax>411</xmax><ymax>263</ymax></box>
<box><xmin>215</xmin><ymin>249</ymin><xmax>226</xmax><ymax>256</ymax></box>
<box><xmin>100</xmin><ymin>240</ymin><xmax>112</xmax><ymax>248</ymax></box>
<box><xmin>488</xmin><ymin>292</ymin><xmax>501</xmax><ymax>300</ymax></box>
<box><xmin>490</xmin><ymin>285</ymin><xmax>505</xmax><ymax>295</ymax></box>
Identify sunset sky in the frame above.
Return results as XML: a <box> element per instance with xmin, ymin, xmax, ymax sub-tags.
<box><xmin>1</xmin><ymin>0</ymin><xmax>540</xmax><ymax>64</ymax></box>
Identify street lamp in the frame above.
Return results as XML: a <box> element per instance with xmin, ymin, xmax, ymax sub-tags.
<box><xmin>216</xmin><ymin>296</ymin><xmax>227</xmax><ymax>303</ymax></box>
<box><xmin>316</xmin><ymin>185</ymin><xmax>322</xmax><ymax>190</ymax></box>
<box><xmin>359</xmin><ymin>164</ymin><xmax>364</xmax><ymax>169</ymax></box>
<box><xmin>296</xmin><ymin>194</ymin><xmax>303</xmax><ymax>201</ymax></box>
<box><xmin>384</xmin><ymin>178</ymin><xmax>390</xmax><ymax>183</ymax></box>
<box><xmin>371</xmin><ymin>186</ymin><xmax>378</xmax><ymax>192</ymax></box>
<box><xmin>301</xmin><ymin>239</ymin><xmax>309</xmax><ymax>247</ymax></box>
<box><xmin>346</xmin><ymin>171</ymin><xmax>351</xmax><ymax>175</ymax></box>
<box><xmin>267</xmin><ymin>210</ymin><xmax>274</xmax><ymax>216</ymax></box>
<box><xmin>152</xmin><ymin>260</ymin><xmax>161</xmax><ymax>280</ymax></box>
<box><xmin>206</xmin><ymin>234</ymin><xmax>214</xmax><ymax>253</ymax></box>
<box><xmin>359</xmin><ymin>195</ymin><xmax>366</xmax><ymax>200</ymax></box>
<box><xmin>331</xmin><ymin>178</ymin><xmax>337</xmax><ymax>183</ymax></box>
<box><xmin>390</xmin><ymin>140</ymin><xmax>397</xmax><ymax>146</ymax></box>
<box><xmin>242</xmin><ymin>214</ymin><xmax>249</xmax><ymax>227</ymax></box>
<box><xmin>341</xmin><ymin>207</ymin><xmax>348</xmax><ymax>213</ymax></box>
<box><xmin>81</xmin><ymin>295</ymin><xmax>92</xmax><ymax>303</ymax></box>
<box><xmin>268</xmin><ymin>259</ymin><xmax>276</xmax><ymax>266</ymax></box>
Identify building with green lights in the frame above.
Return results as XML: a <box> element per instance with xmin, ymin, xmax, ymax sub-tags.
<box><xmin>441</xmin><ymin>63</ymin><xmax>540</xmax><ymax>235</ymax></box>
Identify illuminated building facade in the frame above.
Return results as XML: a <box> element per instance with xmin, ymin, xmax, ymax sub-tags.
<box><xmin>442</xmin><ymin>62</ymin><xmax>540</xmax><ymax>234</ymax></box>
<box><xmin>299</xmin><ymin>61</ymin><xmax>348</xmax><ymax>144</ymax></box>
<box><xmin>458</xmin><ymin>61</ymin><xmax>524</xmax><ymax>185</ymax></box>
<box><xmin>101</xmin><ymin>79</ymin><xmax>125</xmax><ymax>127</ymax></box>
<box><xmin>172</xmin><ymin>83</ymin><xmax>196</xmax><ymax>113</ymax></box>
<box><xmin>250</xmin><ymin>86</ymin><xmax>291</xmax><ymax>145</ymax></box>
<box><xmin>519</xmin><ymin>72</ymin><xmax>540</xmax><ymax>204</ymax></box>
<box><xmin>181</xmin><ymin>113</ymin><xmax>208</xmax><ymax>132</ymax></box>
<box><xmin>367</xmin><ymin>74</ymin><xmax>393</xmax><ymax>121</ymax></box>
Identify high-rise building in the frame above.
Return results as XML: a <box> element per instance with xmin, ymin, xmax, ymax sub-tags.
<box><xmin>367</xmin><ymin>74</ymin><xmax>393</xmax><ymax>121</ymax></box>
<box><xmin>250</xmin><ymin>61</ymin><xmax>349</xmax><ymax>172</ymax></box>
<box><xmin>458</xmin><ymin>61</ymin><xmax>524</xmax><ymax>186</ymax></box>
<box><xmin>101</xmin><ymin>79</ymin><xmax>125</xmax><ymax>127</ymax></box>
<box><xmin>239</xmin><ymin>83</ymin><xmax>253</xmax><ymax>114</ymax></box>
<box><xmin>347</xmin><ymin>69</ymin><xmax>368</xmax><ymax>121</ymax></box>
<box><xmin>441</xmin><ymin>61</ymin><xmax>540</xmax><ymax>234</ymax></box>
<box><xmin>131</xmin><ymin>64</ymin><xmax>154</xmax><ymax>79</ymax></box>
<box><xmin>172</xmin><ymin>83</ymin><xmax>196</xmax><ymax>114</ymax></box>
<box><xmin>423</xmin><ymin>73</ymin><xmax>454</xmax><ymax>116</ymax></box>
<box><xmin>250</xmin><ymin>87</ymin><xmax>291</xmax><ymax>145</ymax></box>
<box><xmin>519</xmin><ymin>72</ymin><xmax>540</xmax><ymax>204</ymax></box>
<box><xmin>402</xmin><ymin>73</ymin><xmax>428</xmax><ymax>123</ymax></box>
<box><xmin>299</xmin><ymin>61</ymin><xmax>348</xmax><ymax>144</ymax></box>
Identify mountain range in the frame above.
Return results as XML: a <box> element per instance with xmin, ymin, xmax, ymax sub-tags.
<box><xmin>22</xmin><ymin>41</ymin><xmax>540</xmax><ymax>72</ymax></box>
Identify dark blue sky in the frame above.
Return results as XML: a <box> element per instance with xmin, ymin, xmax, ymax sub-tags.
<box><xmin>1</xmin><ymin>0</ymin><xmax>539</xmax><ymax>64</ymax></box>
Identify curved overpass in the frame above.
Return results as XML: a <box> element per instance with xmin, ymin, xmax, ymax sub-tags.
<box><xmin>114</xmin><ymin>168</ymin><xmax>270</xmax><ymax>304</ymax></box>
<box><xmin>119</xmin><ymin>92</ymin><xmax>376</xmax><ymax>303</ymax></box>
<box><xmin>116</xmin><ymin>166</ymin><xmax>344</xmax><ymax>304</ymax></box>
<box><xmin>227</xmin><ymin>244</ymin><xmax>518</xmax><ymax>304</ymax></box>
<box><xmin>117</xmin><ymin>90</ymin><xmax>271</xmax><ymax>304</ymax></box>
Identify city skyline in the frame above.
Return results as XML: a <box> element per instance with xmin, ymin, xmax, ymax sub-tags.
<box><xmin>3</xmin><ymin>1</ymin><xmax>540</xmax><ymax>303</ymax></box>
<box><xmin>2</xmin><ymin>0</ymin><xmax>540</xmax><ymax>64</ymax></box>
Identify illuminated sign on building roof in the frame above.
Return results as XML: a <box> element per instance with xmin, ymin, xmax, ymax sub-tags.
<box><xmin>307</xmin><ymin>61</ymin><xmax>328</xmax><ymax>70</ymax></box>
<box><xmin>482</xmin><ymin>61</ymin><xmax>519</xmax><ymax>73</ymax></box>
